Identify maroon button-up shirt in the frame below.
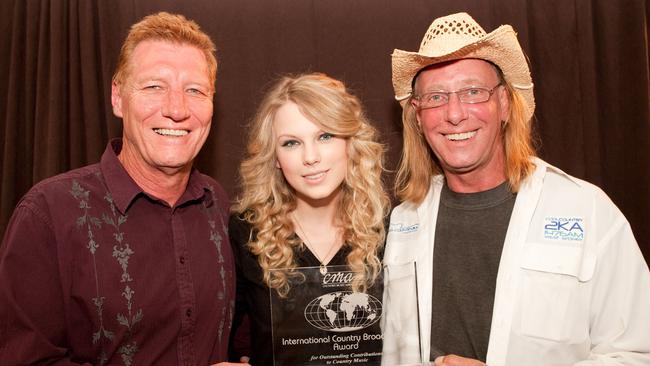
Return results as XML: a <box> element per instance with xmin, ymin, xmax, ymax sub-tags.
<box><xmin>0</xmin><ymin>140</ymin><xmax>235</xmax><ymax>365</ymax></box>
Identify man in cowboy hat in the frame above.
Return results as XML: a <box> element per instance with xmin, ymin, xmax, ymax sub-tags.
<box><xmin>381</xmin><ymin>12</ymin><xmax>650</xmax><ymax>366</ymax></box>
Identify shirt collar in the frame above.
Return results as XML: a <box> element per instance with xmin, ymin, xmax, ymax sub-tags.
<box><xmin>531</xmin><ymin>157</ymin><xmax>583</xmax><ymax>188</ymax></box>
<box><xmin>100</xmin><ymin>138</ymin><xmax>212</xmax><ymax>214</ymax></box>
<box><xmin>100</xmin><ymin>139</ymin><xmax>143</xmax><ymax>214</ymax></box>
<box><xmin>178</xmin><ymin>168</ymin><xmax>213</xmax><ymax>207</ymax></box>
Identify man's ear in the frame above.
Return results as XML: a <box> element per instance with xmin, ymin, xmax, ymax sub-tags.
<box><xmin>111</xmin><ymin>82</ymin><xmax>123</xmax><ymax>118</ymax></box>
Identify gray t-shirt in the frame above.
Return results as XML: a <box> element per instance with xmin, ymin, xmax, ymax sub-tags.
<box><xmin>430</xmin><ymin>181</ymin><xmax>516</xmax><ymax>362</ymax></box>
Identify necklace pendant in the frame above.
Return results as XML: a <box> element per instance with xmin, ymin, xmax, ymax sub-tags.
<box><xmin>319</xmin><ymin>264</ymin><xmax>327</xmax><ymax>275</ymax></box>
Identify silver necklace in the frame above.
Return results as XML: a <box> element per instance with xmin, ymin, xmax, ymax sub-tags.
<box><xmin>293</xmin><ymin>213</ymin><xmax>339</xmax><ymax>275</ymax></box>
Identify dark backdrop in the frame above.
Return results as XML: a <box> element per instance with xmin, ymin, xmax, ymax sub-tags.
<box><xmin>1</xmin><ymin>0</ymin><xmax>649</xmax><ymax>260</ymax></box>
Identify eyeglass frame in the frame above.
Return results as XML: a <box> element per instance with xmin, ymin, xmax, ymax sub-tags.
<box><xmin>410</xmin><ymin>83</ymin><xmax>503</xmax><ymax>110</ymax></box>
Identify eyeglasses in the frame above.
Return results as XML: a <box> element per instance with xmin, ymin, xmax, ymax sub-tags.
<box><xmin>412</xmin><ymin>83</ymin><xmax>502</xmax><ymax>109</ymax></box>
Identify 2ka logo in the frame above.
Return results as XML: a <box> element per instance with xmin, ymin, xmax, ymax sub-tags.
<box><xmin>544</xmin><ymin>217</ymin><xmax>584</xmax><ymax>241</ymax></box>
<box><xmin>544</xmin><ymin>220</ymin><xmax>584</xmax><ymax>232</ymax></box>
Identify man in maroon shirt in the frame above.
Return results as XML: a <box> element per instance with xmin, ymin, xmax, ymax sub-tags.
<box><xmin>0</xmin><ymin>12</ymin><xmax>246</xmax><ymax>366</ymax></box>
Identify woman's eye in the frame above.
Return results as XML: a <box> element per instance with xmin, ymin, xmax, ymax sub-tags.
<box><xmin>281</xmin><ymin>140</ymin><xmax>299</xmax><ymax>148</ymax></box>
<box><xmin>319</xmin><ymin>133</ymin><xmax>334</xmax><ymax>141</ymax></box>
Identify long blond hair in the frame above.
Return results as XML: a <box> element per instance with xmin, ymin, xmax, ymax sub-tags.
<box><xmin>395</xmin><ymin>64</ymin><xmax>536</xmax><ymax>203</ymax></box>
<box><xmin>234</xmin><ymin>73</ymin><xmax>389</xmax><ymax>296</ymax></box>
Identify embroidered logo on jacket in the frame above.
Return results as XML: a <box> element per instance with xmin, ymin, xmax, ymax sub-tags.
<box><xmin>543</xmin><ymin>216</ymin><xmax>584</xmax><ymax>241</ymax></box>
<box><xmin>388</xmin><ymin>223</ymin><xmax>419</xmax><ymax>233</ymax></box>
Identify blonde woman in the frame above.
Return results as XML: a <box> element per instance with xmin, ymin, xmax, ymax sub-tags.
<box><xmin>228</xmin><ymin>73</ymin><xmax>389</xmax><ymax>365</ymax></box>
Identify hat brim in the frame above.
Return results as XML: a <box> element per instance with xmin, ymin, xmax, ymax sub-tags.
<box><xmin>392</xmin><ymin>25</ymin><xmax>535</xmax><ymax>122</ymax></box>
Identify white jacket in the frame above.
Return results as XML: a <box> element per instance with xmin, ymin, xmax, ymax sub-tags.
<box><xmin>382</xmin><ymin>158</ymin><xmax>650</xmax><ymax>366</ymax></box>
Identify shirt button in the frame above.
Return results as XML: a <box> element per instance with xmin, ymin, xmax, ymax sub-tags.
<box><xmin>179</xmin><ymin>256</ymin><xmax>185</xmax><ymax>264</ymax></box>
<box><xmin>186</xmin><ymin>308</ymin><xmax>192</xmax><ymax>317</ymax></box>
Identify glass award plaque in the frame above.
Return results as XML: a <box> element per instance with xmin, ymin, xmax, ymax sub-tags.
<box><xmin>270</xmin><ymin>265</ymin><xmax>384</xmax><ymax>366</ymax></box>
<box><xmin>381</xmin><ymin>262</ymin><xmax>424</xmax><ymax>366</ymax></box>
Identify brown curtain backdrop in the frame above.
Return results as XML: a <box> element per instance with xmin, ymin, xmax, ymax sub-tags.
<box><xmin>1</xmin><ymin>0</ymin><xmax>649</xmax><ymax>259</ymax></box>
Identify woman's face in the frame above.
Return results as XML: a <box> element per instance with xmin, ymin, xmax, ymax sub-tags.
<box><xmin>273</xmin><ymin>101</ymin><xmax>348</xmax><ymax>207</ymax></box>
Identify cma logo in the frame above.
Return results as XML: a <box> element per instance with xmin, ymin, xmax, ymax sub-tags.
<box><xmin>544</xmin><ymin>217</ymin><xmax>584</xmax><ymax>241</ymax></box>
<box><xmin>322</xmin><ymin>271</ymin><xmax>354</xmax><ymax>287</ymax></box>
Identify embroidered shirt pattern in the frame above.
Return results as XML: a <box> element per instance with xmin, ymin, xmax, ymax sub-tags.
<box><xmin>71</xmin><ymin>180</ymin><xmax>142</xmax><ymax>365</ymax></box>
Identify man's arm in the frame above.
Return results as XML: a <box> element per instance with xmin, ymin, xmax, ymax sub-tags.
<box><xmin>0</xmin><ymin>202</ymin><xmax>88</xmax><ymax>365</ymax></box>
<box><xmin>576</xmin><ymin>215</ymin><xmax>650</xmax><ymax>365</ymax></box>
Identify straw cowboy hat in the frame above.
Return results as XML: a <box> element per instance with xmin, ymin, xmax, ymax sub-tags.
<box><xmin>392</xmin><ymin>12</ymin><xmax>535</xmax><ymax>122</ymax></box>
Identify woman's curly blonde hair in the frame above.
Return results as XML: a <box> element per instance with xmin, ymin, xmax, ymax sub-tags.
<box><xmin>234</xmin><ymin>73</ymin><xmax>390</xmax><ymax>297</ymax></box>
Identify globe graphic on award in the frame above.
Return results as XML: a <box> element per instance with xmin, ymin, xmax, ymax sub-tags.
<box><xmin>304</xmin><ymin>291</ymin><xmax>382</xmax><ymax>332</ymax></box>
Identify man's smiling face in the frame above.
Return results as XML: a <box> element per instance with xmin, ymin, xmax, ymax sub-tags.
<box><xmin>413</xmin><ymin>58</ymin><xmax>509</xmax><ymax>184</ymax></box>
<box><xmin>111</xmin><ymin>40</ymin><xmax>214</xmax><ymax>176</ymax></box>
